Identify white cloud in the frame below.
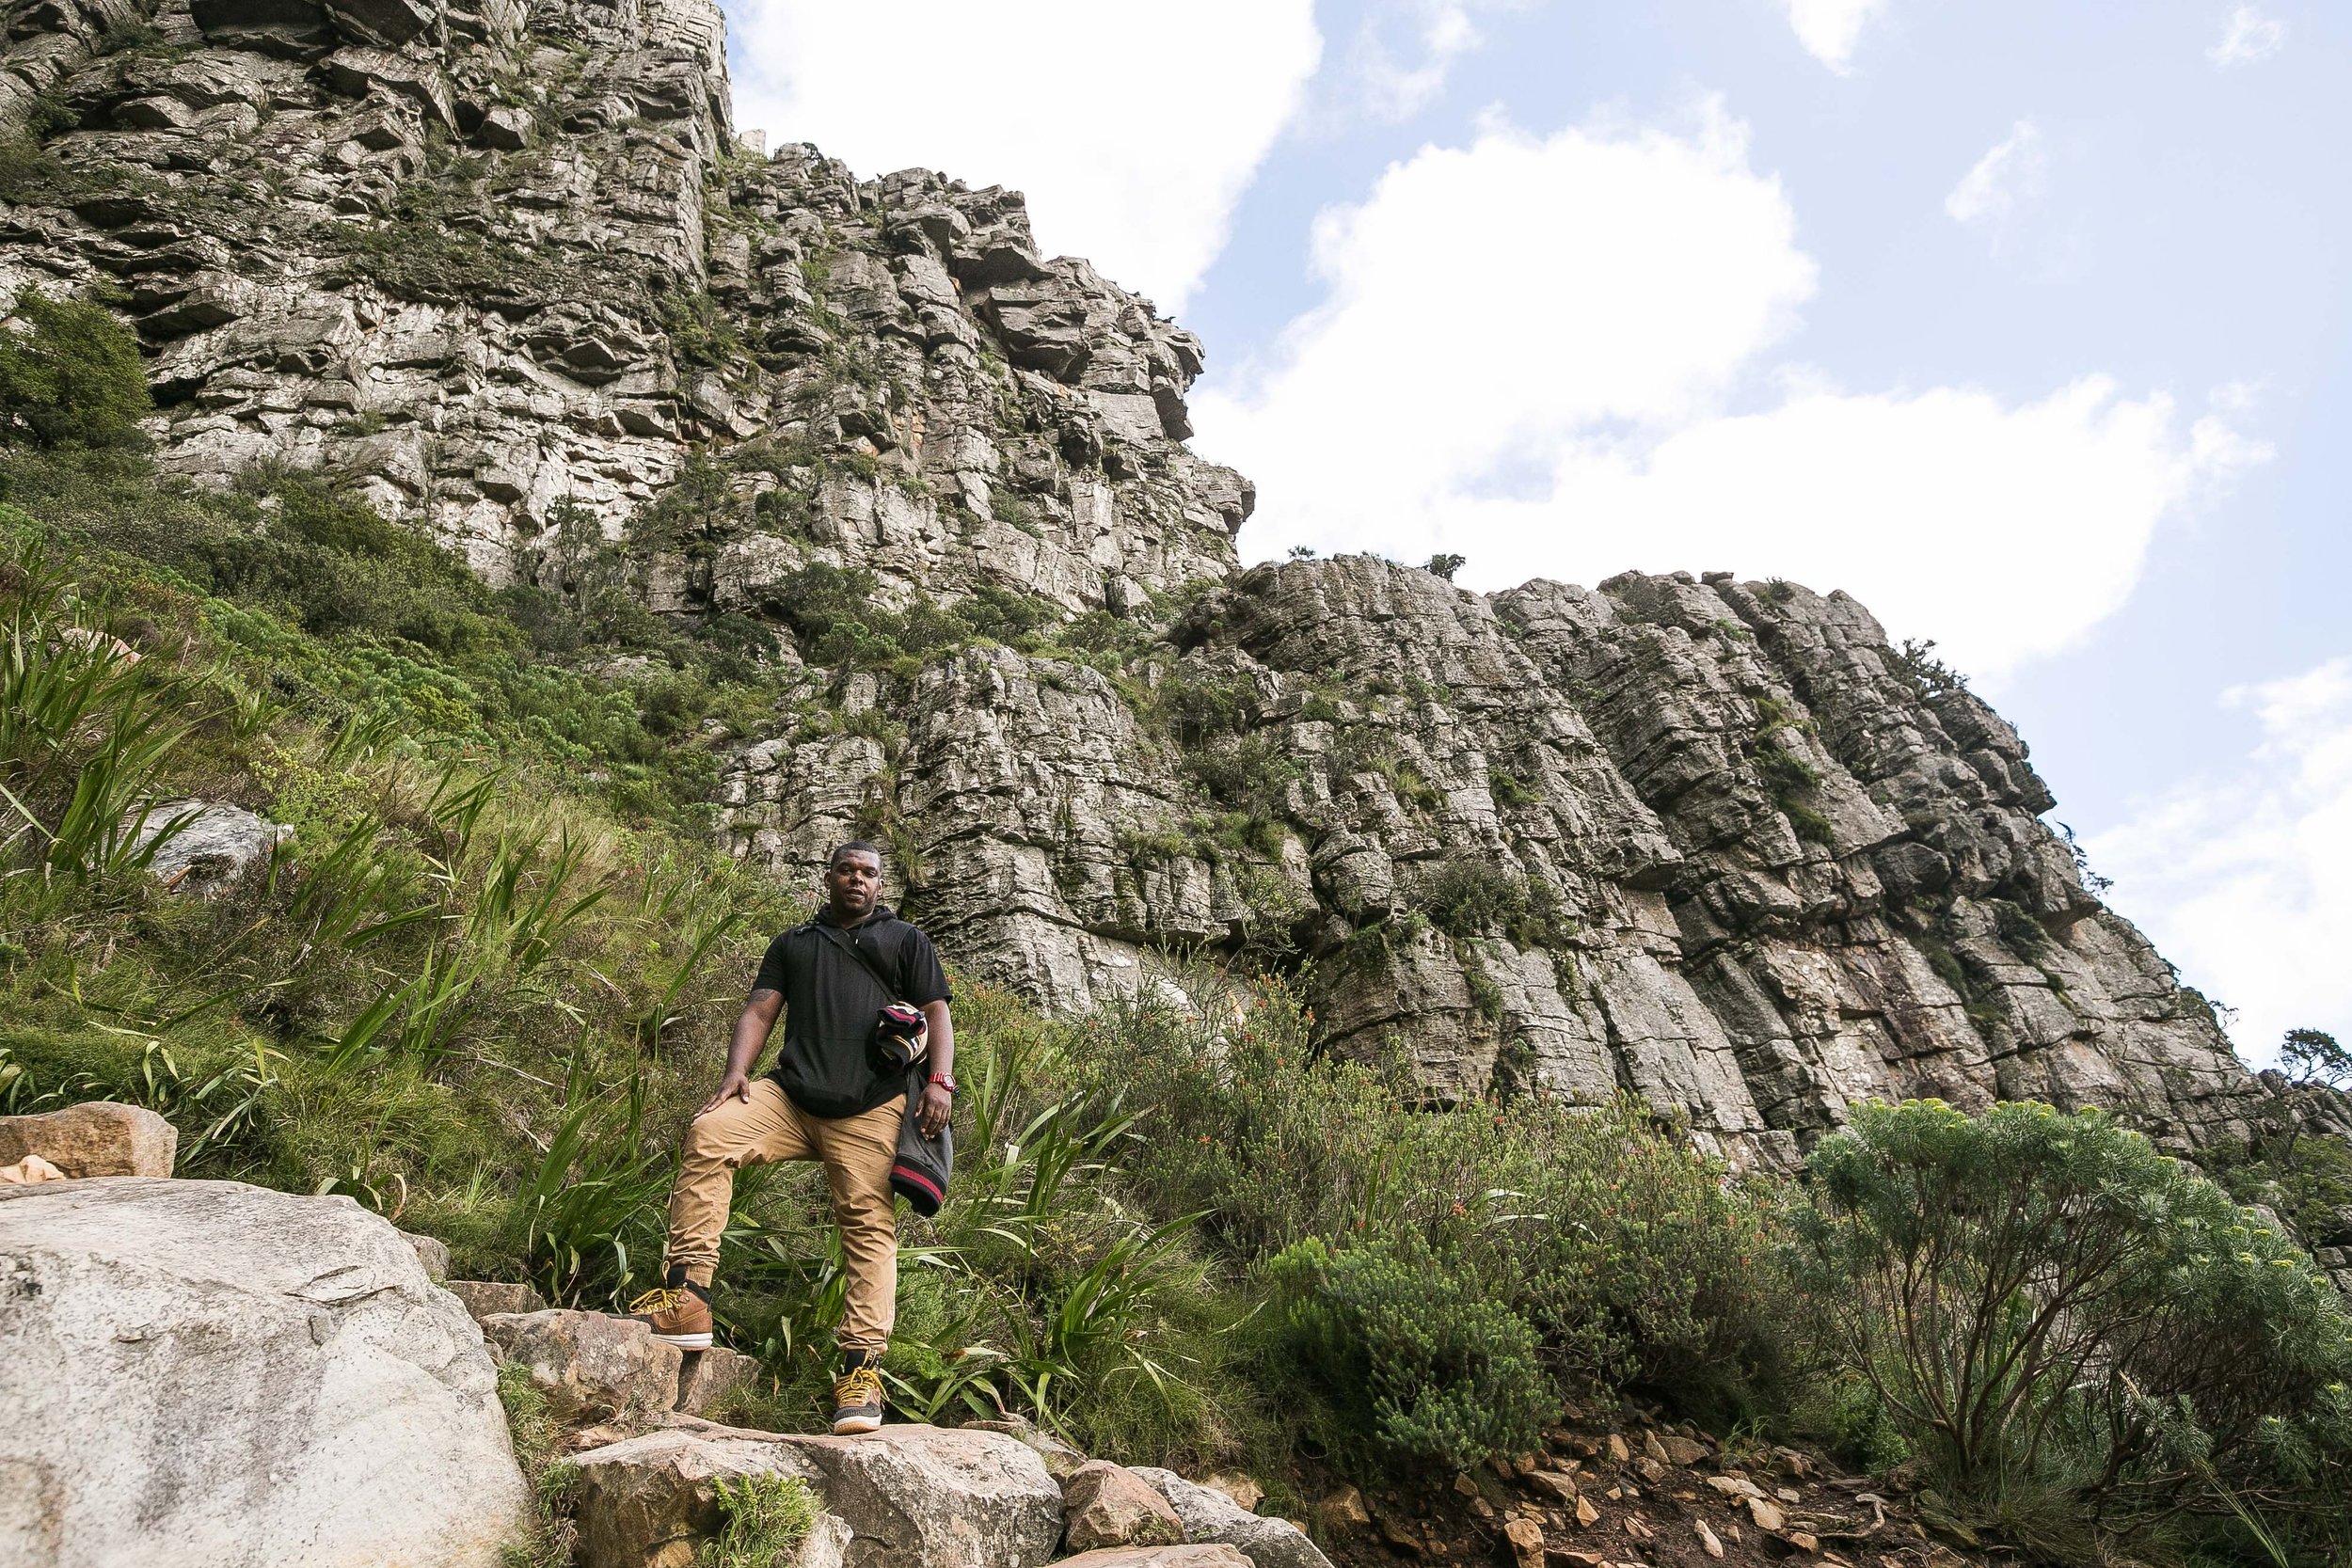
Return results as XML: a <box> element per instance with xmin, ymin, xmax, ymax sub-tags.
<box><xmin>1324</xmin><ymin>0</ymin><xmax>1526</xmax><ymax>125</ymax></box>
<box><xmin>1192</xmin><ymin>107</ymin><xmax>2268</xmax><ymax>683</ymax></box>
<box><xmin>1783</xmin><ymin>0</ymin><xmax>1888</xmax><ymax>72</ymax></box>
<box><xmin>1945</xmin><ymin>119</ymin><xmax>2046</xmax><ymax>228</ymax></box>
<box><xmin>723</xmin><ymin>2</ymin><xmax>1322</xmax><ymax>311</ymax></box>
<box><xmin>2089</xmin><ymin>658</ymin><xmax>2352</xmax><ymax>1067</ymax></box>
<box><xmin>2208</xmin><ymin>6</ymin><xmax>2287</xmax><ymax>67</ymax></box>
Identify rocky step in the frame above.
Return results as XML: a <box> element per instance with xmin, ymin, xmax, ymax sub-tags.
<box><xmin>444</xmin><ymin>1289</ymin><xmax>763</xmax><ymax>1424</ymax></box>
<box><xmin>437</xmin><ymin>1279</ymin><xmax>1327</xmax><ymax>1568</ymax></box>
<box><xmin>568</xmin><ymin>1415</ymin><xmax>1333</xmax><ymax>1568</ymax></box>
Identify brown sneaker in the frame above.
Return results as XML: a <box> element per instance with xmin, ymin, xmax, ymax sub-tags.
<box><xmin>624</xmin><ymin>1276</ymin><xmax>712</xmax><ymax>1350</ymax></box>
<box><xmin>831</xmin><ymin>1360</ymin><xmax>884</xmax><ymax>1434</ymax></box>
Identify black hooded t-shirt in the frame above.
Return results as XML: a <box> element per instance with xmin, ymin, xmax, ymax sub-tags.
<box><xmin>755</xmin><ymin>905</ymin><xmax>952</xmax><ymax>1118</ymax></box>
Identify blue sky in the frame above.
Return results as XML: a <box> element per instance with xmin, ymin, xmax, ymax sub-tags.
<box><xmin>722</xmin><ymin>1</ymin><xmax>2350</xmax><ymax>1066</ymax></box>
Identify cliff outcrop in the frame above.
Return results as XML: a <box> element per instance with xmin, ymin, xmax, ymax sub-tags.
<box><xmin>0</xmin><ymin>0</ymin><xmax>2262</xmax><ymax>1159</ymax></box>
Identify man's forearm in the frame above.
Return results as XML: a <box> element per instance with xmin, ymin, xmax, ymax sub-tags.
<box><xmin>725</xmin><ymin>990</ymin><xmax>783</xmax><ymax>1079</ymax></box>
<box><xmin>924</xmin><ymin>1001</ymin><xmax>954</xmax><ymax>1079</ymax></box>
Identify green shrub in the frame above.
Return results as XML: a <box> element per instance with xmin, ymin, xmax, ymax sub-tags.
<box><xmin>1420</xmin><ymin>858</ymin><xmax>1572</xmax><ymax>951</ymax></box>
<box><xmin>499</xmin><ymin>1363</ymin><xmax>580</xmax><ymax>1568</ymax></box>
<box><xmin>1269</xmin><ymin>1235</ymin><xmax>1552</xmax><ymax>1474</ymax></box>
<box><xmin>699</xmin><ymin>1474</ymin><xmax>821</xmax><ymax>1567</ymax></box>
<box><xmin>330</xmin><ymin>181</ymin><xmax>597</xmax><ymax>309</ymax></box>
<box><xmin>1798</xmin><ymin>1100</ymin><xmax>2352</xmax><ymax>1555</ymax></box>
<box><xmin>0</xmin><ymin>289</ymin><xmax>151</xmax><ymax>451</ymax></box>
<box><xmin>1067</xmin><ymin>985</ymin><xmax>1794</xmax><ymax>1434</ymax></box>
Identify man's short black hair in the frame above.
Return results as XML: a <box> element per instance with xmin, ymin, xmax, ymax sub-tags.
<box><xmin>830</xmin><ymin>840</ymin><xmax>882</xmax><ymax>869</ymax></box>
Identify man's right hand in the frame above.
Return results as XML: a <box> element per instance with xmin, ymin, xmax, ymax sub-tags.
<box><xmin>698</xmin><ymin>1070</ymin><xmax>752</xmax><ymax>1116</ymax></box>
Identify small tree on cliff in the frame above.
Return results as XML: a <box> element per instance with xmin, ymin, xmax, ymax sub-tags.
<box><xmin>0</xmin><ymin>288</ymin><xmax>150</xmax><ymax>451</ymax></box>
<box><xmin>2282</xmin><ymin>1027</ymin><xmax>2352</xmax><ymax>1091</ymax></box>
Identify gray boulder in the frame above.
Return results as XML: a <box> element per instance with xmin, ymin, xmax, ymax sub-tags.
<box><xmin>126</xmin><ymin>800</ymin><xmax>292</xmax><ymax>895</ymax></box>
<box><xmin>773</xmin><ymin>1421</ymin><xmax>1064</xmax><ymax>1567</ymax></box>
<box><xmin>479</xmin><ymin>1308</ymin><xmax>681</xmax><ymax>1423</ymax></box>
<box><xmin>570</xmin><ymin>1428</ymin><xmax>847</xmax><ymax>1568</ymax></box>
<box><xmin>0</xmin><ymin>1178</ymin><xmax>527</xmax><ymax>1565</ymax></box>
<box><xmin>1130</xmin><ymin>1468</ymin><xmax>1332</xmax><ymax>1568</ymax></box>
<box><xmin>648</xmin><ymin>1417</ymin><xmax>1065</xmax><ymax>1568</ymax></box>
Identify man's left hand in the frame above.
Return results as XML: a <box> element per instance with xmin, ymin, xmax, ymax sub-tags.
<box><xmin>916</xmin><ymin>1083</ymin><xmax>953</xmax><ymax>1139</ymax></box>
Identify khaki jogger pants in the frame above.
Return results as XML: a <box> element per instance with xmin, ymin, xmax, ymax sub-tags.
<box><xmin>666</xmin><ymin>1077</ymin><xmax>902</xmax><ymax>1354</ymax></box>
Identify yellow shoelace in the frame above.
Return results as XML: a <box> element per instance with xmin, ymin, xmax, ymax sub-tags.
<box><xmin>627</xmin><ymin>1286</ymin><xmax>683</xmax><ymax>1315</ymax></box>
<box><xmin>834</xmin><ymin>1364</ymin><xmax>883</xmax><ymax>1404</ymax></box>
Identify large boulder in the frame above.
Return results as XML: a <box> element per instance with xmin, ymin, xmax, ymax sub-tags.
<box><xmin>570</xmin><ymin>1428</ymin><xmax>847</xmax><ymax>1568</ymax></box>
<box><xmin>0</xmin><ymin>1178</ymin><xmax>527</xmax><ymax>1565</ymax></box>
<box><xmin>126</xmin><ymin>800</ymin><xmax>292</xmax><ymax>895</ymax></box>
<box><xmin>480</xmin><ymin>1308</ymin><xmax>681</xmax><ymax>1423</ymax></box>
<box><xmin>771</xmin><ymin>1421</ymin><xmax>1065</xmax><ymax>1567</ymax></box>
<box><xmin>1130</xmin><ymin>1468</ymin><xmax>1333</xmax><ymax>1568</ymax></box>
<box><xmin>650</xmin><ymin>1418</ymin><xmax>1065</xmax><ymax>1568</ymax></box>
<box><xmin>0</xmin><ymin>1101</ymin><xmax>176</xmax><ymax>1178</ymax></box>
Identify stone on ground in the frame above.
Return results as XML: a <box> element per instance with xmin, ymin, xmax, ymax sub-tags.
<box><xmin>1316</xmin><ymin>1485</ymin><xmax>1372</xmax><ymax>1531</ymax></box>
<box><xmin>0</xmin><ymin>1153</ymin><xmax>66</xmax><ymax>1184</ymax></box>
<box><xmin>1200</xmin><ymin>1473</ymin><xmax>1264</xmax><ymax>1513</ymax></box>
<box><xmin>675</xmin><ymin>1343</ymin><xmax>763</xmax><ymax>1416</ymax></box>
<box><xmin>480</xmin><ymin>1308</ymin><xmax>682</xmax><ymax>1423</ymax></box>
<box><xmin>0</xmin><ymin>1101</ymin><xmax>177</xmax><ymax>1178</ymax></box>
<box><xmin>569</xmin><ymin>1427</ymin><xmax>843</xmax><ymax>1568</ymax></box>
<box><xmin>1131</xmin><ymin>1468</ymin><xmax>1334</xmax><ymax>1568</ymax></box>
<box><xmin>446</xmin><ymin>1277</ymin><xmax>548</xmax><ymax>1319</ymax></box>
<box><xmin>0</xmin><ymin>1178</ymin><xmax>526</xmax><ymax>1565</ymax></box>
<box><xmin>1061</xmin><ymin>1460</ymin><xmax>1185</xmax><ymax>1551</ymax></box>
<box><xmin>128</xmin><ymin>800</ymin><xmax>292</xmax><ymax>894</ymax></box>
<box><xmin>1659</xmin><ymin>1433</ymin><xmax>1709</xmax><ymax>1466</ymax></box>
<box><xmin>1055</xmin><ymin>1549</ymin><xmax>1252</xmax><ymax>1568</ymax></box>
<box><xmin>401</xmin><ymin>1228</ymin><xmax>451</xmax><ymax>1281</ymax></box>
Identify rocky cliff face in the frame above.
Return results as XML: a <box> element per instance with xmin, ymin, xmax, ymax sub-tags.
<box><xmin>0</xmin><ymin>0</ymin><xmax>2263</xmax><ymax>1160</ymax></box>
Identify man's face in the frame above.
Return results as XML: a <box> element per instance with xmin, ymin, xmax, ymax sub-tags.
<box><xmin>825</xmin><ymin>850</ymin><xmax>882</xmax><ymax>918</ymax></box>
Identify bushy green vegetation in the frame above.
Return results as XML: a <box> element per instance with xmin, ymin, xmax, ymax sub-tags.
<box><xmin>1420</xmin><ymin>856</ymin><xmax>1573</xmax><ymax>951</ymax></box>
<box><xmin>1798</xmin><ymin>1101</ymin><xmax>2352</xmax><ymax>1563</ymax></box>
<box><xmin>699</xmin><ymin>1474</ymin><xmax>821</xmax><ymax>1568</ymax></box>
<box><xmin>328</xmin><ymin>177</ymin><xmax>608</xmax><ymax>309</ymax></box>
<box><xmin>0</xmin><ymin>290</ymin><xmax>151</xmax><ymax>451</ymax></box>
<box><xmin>1271</xmin><ymin>1234</ymin><xmax>1551</xmax><ymax>1470</ymax></box>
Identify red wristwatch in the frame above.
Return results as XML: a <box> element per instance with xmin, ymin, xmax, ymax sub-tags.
<box><xmin>928</xmin><ymin>1072</ymin><xmax>957</xmax><ymax>1094</ymax></box>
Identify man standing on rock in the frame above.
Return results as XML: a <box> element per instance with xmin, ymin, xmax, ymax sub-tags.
<box><xmin>628</xmin><ymin>841</ymin><xmax>955</xmax><ymax>1434</ymax></box>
